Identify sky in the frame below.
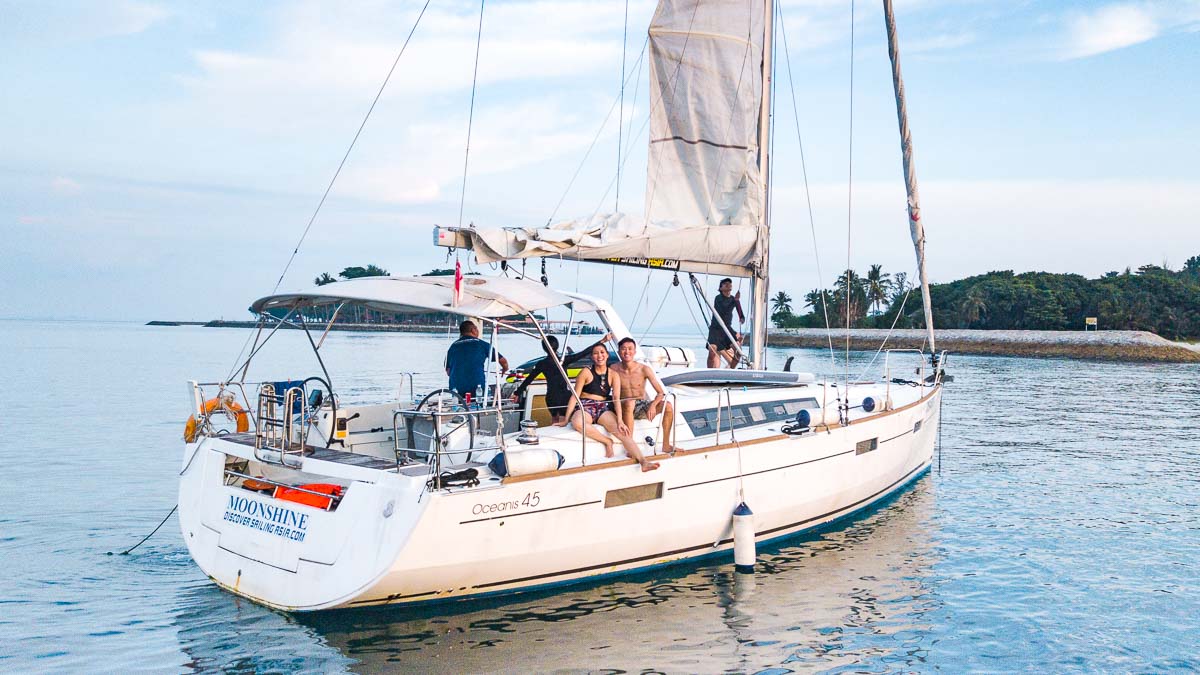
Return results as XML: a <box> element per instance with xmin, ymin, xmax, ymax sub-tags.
<box><xmin>1</xmin><ymin>0</ymin><xmax>1198</xmax><ymax>328</ymax></box>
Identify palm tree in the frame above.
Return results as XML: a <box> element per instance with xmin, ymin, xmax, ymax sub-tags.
<box><xmin>803</xmin><ymin>288</ymin><xmax>827</xmax><ymax>313</ymax></box>
<box><xmin>834</xmin><ymin>269</ymin><xmax>868</xmax><ymax>326</ymax></box>
<box><xmin>770</xmin><ymin>291</ymin><xmax>793</xmax><ymax>323</ymax></box>
<box><xmin>865</xmin><ymin>264</ymin><xmax>893</xmax><ymax>316</ymax></box>
<box><xmin>314</xmin><ymin>272</ymin><xmax>337</xmax><ymax>286</ymax></box>
<box><xmin>961</xmin><ymin>287</ymin><xmax>987</xmax><ymax>326</ymax></box>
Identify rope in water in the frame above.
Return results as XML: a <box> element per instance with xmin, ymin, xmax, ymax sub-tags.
<box><xmin>110</xmin><ymin>505</ymin><xmax>178</xmax><ymax>556</ymax></box>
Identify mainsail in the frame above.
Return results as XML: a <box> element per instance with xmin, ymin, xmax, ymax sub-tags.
<box><xmin>438</xmin><ymin>0</ymin><xmax>770</xmax><ymax>278</ymax></box>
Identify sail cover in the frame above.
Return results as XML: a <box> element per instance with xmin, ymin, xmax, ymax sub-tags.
<box><xmin>445</xmin><ymin>0</ymin><xmax>767</xmax><ymax>276</ymax></box>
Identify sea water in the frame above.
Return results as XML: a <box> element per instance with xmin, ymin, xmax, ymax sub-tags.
<box><xmin>1</xmin><ymin>319</ymin><xmax>1197</xmax><ymax>672</ymax></box>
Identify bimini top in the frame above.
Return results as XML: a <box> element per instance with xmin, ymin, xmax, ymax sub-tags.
<box><xmin>250</xmin><ymin>275</ymin><xmax>595</xmax><ymax>319</ymax></box>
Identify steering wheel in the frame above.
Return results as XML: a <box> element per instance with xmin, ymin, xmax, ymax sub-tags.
<box><xmin>300</xmin><ymin>376</ymin><xmax>337</xmax><ymax>445</ymax></box>
<box><xmin>409</xmin><ymin>388</ymin><xmax>476</xmax><ymax>463</ymax></box>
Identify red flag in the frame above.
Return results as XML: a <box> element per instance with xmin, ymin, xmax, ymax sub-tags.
<box><xmin>453</xmin><ymin>260</ymin><xmax>463</xmax><ymax>307</ymax></box>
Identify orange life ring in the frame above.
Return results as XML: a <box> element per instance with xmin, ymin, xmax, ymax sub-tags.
<box><xmin>184</xmin><ymin>397</ymin><xmax>250</xmax><ymax>442</ymax></box>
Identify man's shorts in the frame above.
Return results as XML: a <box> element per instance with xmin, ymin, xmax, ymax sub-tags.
<box><xmin>633</xmin><ymin>398</ymin><xmax>655</xmax><ymax>420</ymax></box>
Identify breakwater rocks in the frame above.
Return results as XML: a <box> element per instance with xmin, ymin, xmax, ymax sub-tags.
<box><xmin>769</xmin><ymin>328</ymin><xmax>1200</xmax><ymax>363</ymax></box>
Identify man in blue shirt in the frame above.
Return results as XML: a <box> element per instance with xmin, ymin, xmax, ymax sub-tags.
<box><xmin>445</xmin><ymin>320</ymin><xmax>509</xmax><ymax>396</ymax></box>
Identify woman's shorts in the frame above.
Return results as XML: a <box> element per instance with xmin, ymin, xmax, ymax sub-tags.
<box><xmin>580</xmin><ymin>398</ymin><xmax>610</xmax><ymax>424</ymax></box>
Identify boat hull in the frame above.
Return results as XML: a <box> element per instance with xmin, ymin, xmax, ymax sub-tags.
<box><xmin>179</xmin><ymin>387</ymin><xmax>940</xmax><ymax>611</ymax></box>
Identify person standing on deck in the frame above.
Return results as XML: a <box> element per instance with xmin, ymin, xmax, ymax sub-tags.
<box><xmin>445</xmin><ymin>320</ymin><xmax>508</xmax><ymax>397</ymax></box>
<box><xmin>707</xmin><ymin>278</ymin><xmax>745</xmax><ymax>368</ymax></box>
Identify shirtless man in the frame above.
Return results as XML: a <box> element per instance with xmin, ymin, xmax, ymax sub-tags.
<box><xmin>612</xmin><ymin>337</ymin><xmax>676</xmax><ymax>453</ymax></box>
<box><xmin>559</xmin><ymin>343</ymin><xmax>659</xmax><ymax>472</ymax></box>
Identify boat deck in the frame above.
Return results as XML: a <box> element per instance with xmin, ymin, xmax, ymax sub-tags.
<box><xmin>221</xmin><ymin>432</ymin><xmax>400</xmax><ymax>472</ymax></box>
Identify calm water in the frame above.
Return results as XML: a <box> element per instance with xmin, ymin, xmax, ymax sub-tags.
<box><xmin>2</xmin><ymin>319</ymin><xmax>1198</xmax><ymax>673</ymax></box>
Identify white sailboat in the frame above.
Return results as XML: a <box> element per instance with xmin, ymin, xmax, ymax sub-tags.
<box><xmin>177</xmin><ymin>0</ymin><xmax>946</xmax><ymax>611</ymax></box>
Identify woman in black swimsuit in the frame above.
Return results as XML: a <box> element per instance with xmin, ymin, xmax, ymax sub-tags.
<box><xmin>560</xmin><ymin>343</ymin><xmax>659</xmax><ymax>472</ymax></box>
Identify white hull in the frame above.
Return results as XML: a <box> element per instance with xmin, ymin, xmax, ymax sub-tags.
<box><xmin>179</xmin><ymin>382</ymin><xmax>940</xmax><ymax>612</ymax></box>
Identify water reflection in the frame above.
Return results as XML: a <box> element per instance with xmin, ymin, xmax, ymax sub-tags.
<box><xmin>259</xmin><ymin>480</ymin><xmax>940</xmax><ymax>673</ymax></box>
<box><xmin>7</xmin><ymin>321</ymin><xmax>1198</xmax><ymax>672</ymax></box>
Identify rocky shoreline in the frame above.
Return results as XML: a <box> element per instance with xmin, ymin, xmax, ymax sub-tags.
<box><xmin>769</xmin><ymin>328</ymin><xmax>1200</xmax><ymax>363</ymax></box>
<box><xmin>147</xmin><ymin>321</ymin><xmax>1200</xmax><ymax>362</ymax></box>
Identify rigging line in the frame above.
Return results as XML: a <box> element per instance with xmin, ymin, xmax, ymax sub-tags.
<box><xmin>547</xmin><ymin>36</ymin><xmax>648</xmax><ymax>225</ymax></box>
<box><xmin>763</xmin><ymin>2</ymin><xmax>780</xmax><ymax>359</ymax></box>
<box><xmin>628</xmin><ymin>262</ymin><xmax>655</xmax><ymax>329</ymax></box>
<box><xmin>457</xmin><ymin>0</ymin><xmax>487</xmax><ymax>228</ymax></box>
<box><xmin>270</xmin><ymin>0</ymin><xmax>432</xmax><ymax>293</ymax></box>
<box><xmin>621</xmin><ymin>40</ymin><xmax>645</xmax><ymax>162</ymax></box>
<box><xmin>616</xmin><ymin>0</ymin><xmax>629</xmax><ymax>214</ymax></box>
<box><xmin>679</xmin><ymin>277</ymin><xmax>709</xmax><ymax>336</ymax></box>
<box><xmin>587</xmin><ymin>109</ymin><xmax>651</xmax><ymax>220</ymax></box>
<box><xmin>638</xmin><ymin>282</ymin><xmax>674</xmax><ymax>343</ymax></box>
<box><xmin>778</xmin><ymin>3</ymin><xmax>836</xmax><ymax>373</ymax></box>
<box><xmin>853</xmin><ymin>268</ymin><xmax>916</xmax><ymax>382</ymax></box>
<box><xmin>844</xmin><ymin>0</ymin><xmax>856</xmax><ymax>389</ymax></box>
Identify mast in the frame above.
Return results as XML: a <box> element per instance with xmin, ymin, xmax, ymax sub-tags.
<box><xmin>883</xmin><ymin>0</ymin><xmax>936</xmax><ymax>359</ymax></box>
<box><xmin>750</xmin><ymin>0</ymin><xmax>774</xmax><ymax>370</ymax></box>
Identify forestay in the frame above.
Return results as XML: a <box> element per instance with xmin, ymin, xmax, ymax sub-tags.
<box><xmin>438</xmin><ymin>0</ymin><xmax>768</xmax><ymax>277</ymax></box>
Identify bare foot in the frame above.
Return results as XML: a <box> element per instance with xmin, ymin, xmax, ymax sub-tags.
<box><xmin>641</xmin><ymin>461</ymin><xmax>660</xmax><ymax>472</ymax></box>
<box><xmin>603</xmin><ymin>441</ymin><xmax>615</xmax><ymax>458</ymax></box>
<box><xmin>662</xmin><ymin>443</ymin><xmax>677</xmax><ymax>455</ymax></box>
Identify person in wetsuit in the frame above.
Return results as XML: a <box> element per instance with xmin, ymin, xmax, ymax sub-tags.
<box><xmin>513</xmin><ymin>332</ymin><xmax>613</xmax><ymax>424</ymax></box>
<box><xmin>706</xmin><ymin>277</ymin><xmax>745</xmax><ymax>368</ymax></box>
<box><xmin>560</xmin><ymin>343</ymin><xmax>659</xmax><ymax>472</ymax></box>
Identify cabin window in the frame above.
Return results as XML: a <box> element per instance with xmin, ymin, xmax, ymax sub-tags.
<box><xmin>856</xmin><ymin>438</ymin><xmax>879</xmax><ymax>455</ymax></box>
<box><xmin>604</xmin><ymin>482</ymin><xmax>664</xmax><ymax>508</ymax></box>
<box><xmin>682</xmin><ymin>397</ymin><xmax>819</xmax><ymax>436</ymax></box>
<box><xmin>913</xmin><ymin>420</ymin><xmax>922</xmax><ymax>433</ymax></box>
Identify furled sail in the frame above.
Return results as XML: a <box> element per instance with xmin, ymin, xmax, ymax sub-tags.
<box><xmin>645</xmin><ymin>0</ymin><xmax>765</xmax><ymax>233</ymax></box>
<box><xmin>439</xmin><ymin>0</ymin><xmax>769</xmax><ymax>277</ymax></box>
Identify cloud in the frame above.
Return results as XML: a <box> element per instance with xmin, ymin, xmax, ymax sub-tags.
<box><xmin>0</xmin><ymin>0</ymin><xmax>168</xmax><ymax>43</ymax></box>
<box><xmin>1061</xmin><ymin>4</ymin><xmax>1159</xmax><ymax>59</ymax></box>
<box><xmin>908</xmin><ymin>31</ymin><xmax>976</xmax><ymax>54</ymax></box>
<box><xmin>1058</xmin><ymin>1</ymin><xmax>1200</xmax><ymax>60</ymax></box>
<box><xmin>143</xmin><ymin>1</ymin><xmax>649</xmax><ymax>207</ymax></box>
<box><xmin>51</xmin><ymin>177</ymin><xmax>82</xmax><ymax>194</ymax></box>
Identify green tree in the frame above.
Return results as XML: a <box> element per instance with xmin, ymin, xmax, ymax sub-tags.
<box><xmin>865</xmin><ymin>264</ymin><xmax>893</xmax><ymax>316</ymax></box>
<box><xmin>339</xmin><ymin>264</ymin><xmax>390</xmax><ymax>279</ymax></box>
<box><xmin>833</xmin><ymin>269</ymin><xmax>868</xmax><ymax>327</ymax></box>
<box><xmin>314</xmin><ymin>272</ymin><xmax>337</xmax><ymax>286</ymax></box>
<box><xmin>770</xmin><ymin>291</ymin><xmax>793</xmax><ymax>326</ymax></box>
<box><xmin>1184</xmin><ymin>256</ymin><xmax>1200</xmax><ymax>277</ymax></box>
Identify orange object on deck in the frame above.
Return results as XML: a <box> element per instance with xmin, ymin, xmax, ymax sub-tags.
<box><xmin>183</xmin><ymin>397</ymin><xmax>250</xmax><ymax>442</ymax></box>
<box><xmin>274</xmin><ymin>483</ymin><xmax>344</xmax><ymax>510</ymax></box>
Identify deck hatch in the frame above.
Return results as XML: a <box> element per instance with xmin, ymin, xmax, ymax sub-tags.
<box><xmin>604</xmin><ymin>482</ymin><xmax>664</xmax><ymax>508</ymax></box>
<box><xmin>856</xmin><ymin>438</ymin><xmax>879</xmax><ymax>455</ymax></box>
